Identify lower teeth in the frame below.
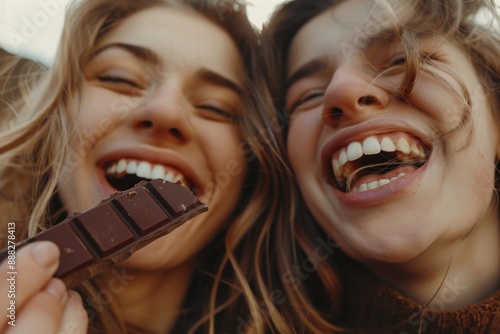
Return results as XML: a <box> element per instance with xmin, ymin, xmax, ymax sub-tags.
<box><xmin>343</xmin><ymin>159</ymin><xmax>426</xmax><ymax>193</ymax></box>
<box><xmin>349</xmin><ymin>173</ymin><xmax>406</xmax><ymax>193</ymax></box>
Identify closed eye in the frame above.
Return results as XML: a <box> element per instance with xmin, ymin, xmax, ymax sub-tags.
<box><xmin>289</xmin><ymin>89</ymin><xmax>325</xmax><ymax>113</ymax></box>
<box><xmin>97</xmin><ymin>76</ymin><xmax>142</xmax><ymax>88</ymax></box>
<box><xmin>97</xmin><ymin>75</ymin><xmax>144</xmax><ymax>95</ymax></box>
<box><xmin>198</xmin><ymin>105</ymin><xmax>238</xmax><ymax>122</ymax></box>
<box><xmin>379</xmin><ymin>54</ymin><xmax>407</xmax><ymax>76</ymax></box>
<box><xmin>388</xmin><ymin>54</ymin><xmax>406</xmax><ymax>67</ymax></box>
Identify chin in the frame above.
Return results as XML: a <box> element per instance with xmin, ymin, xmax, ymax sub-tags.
<box><xmin>346</xmin><ymin>235</ymin><xmax>431</xmax><ymax>265</ymax></box>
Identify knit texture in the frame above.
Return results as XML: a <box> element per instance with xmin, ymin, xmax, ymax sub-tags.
<box><xmin>341</xmin><ymin>261</ymin><xmax>500</xmax><ymax>334</ymax></box>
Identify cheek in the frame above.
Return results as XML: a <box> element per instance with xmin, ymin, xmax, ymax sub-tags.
<box><xmin>72</xmin><ymin>85</ymin><xmax>138</xmax><ymax>135</ymax></box>
<box><xmin>61</xmin><ymin>92</ymin><xmax>98</xmax><ymax>156</ymax></box>
<box><xmin>208</xmin><ymin>126</ymin><xmax>246</xmax><ymax>168</ymax></box>
<box><xmin>200</xmin><ymin>124</ymin><xmax>247</xmax><ymax>194</ymax></box>
<box><xmin>68</xmin><ymin>88</ymin><xmax>140</xmax><ymax>158</ymax></box>
<box><xmin>287</xmin><ymin>112</ymin><xmax>320</xmax><ymax>175</ymax></box>
<box><xmin>468</xmin><ymin>106</ymin><xmax>500</xmax><ymax>180</ymax></box>
<box><xmin>472</xmin><ymin>89</ymin><xmax>500</xmax><ymax>156</ymax></box>
<box><xmin>411</xmin><ymin>78</ymin><xmax>466</xmax><ymax>131</ymax></box>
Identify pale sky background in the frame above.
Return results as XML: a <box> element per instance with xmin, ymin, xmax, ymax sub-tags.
<box><xmin>2</xmin><ymin>0</ymin><xmax>498</xmax><ymax>66</ymax></box>
<box><xmin>0</xmin><ymin>0</ymin><xmax>285</xmax><ymax>66</ymax></box>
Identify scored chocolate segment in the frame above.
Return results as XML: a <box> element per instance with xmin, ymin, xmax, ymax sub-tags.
<box><xmin>113</xmin><ymin>186</ymin><xmax>171</xmax><ymax>236</ymax></box>
<box><xmin>32</xmin><ymin>223</ymin><xmax>94</xmax><ymax>277</ymax></box>
<box><xmin>73</xmin><ymin>203</ymin><xmax>136</xmax><ymax>257</ymax></box>
<box><xmin>0</xmin><ymin>179</ymin><xmax>208</xmax><ymax>289</ymax></box>
<box><xmin>147</xmin><ymin>180</ymin><xmax>200</xmax><ymax>217</ymax></box>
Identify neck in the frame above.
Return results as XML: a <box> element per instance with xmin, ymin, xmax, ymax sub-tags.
<box><xmin>114</xmin><ymin>259</ymin><xmax>196</xmax><ymax>333</ymax></box>
<box><xmin>367</xmin><ymin>206</ymin><xmax>500</xmax><ymax>310</ymax></box>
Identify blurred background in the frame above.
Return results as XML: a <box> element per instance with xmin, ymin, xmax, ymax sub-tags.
<box><xmin>2</xmin><ymin>0</ymin><xmax>498</xmax><ymax>66</ymax></box>
<box><xmin>0</xmin><ymin>0</ymin><xmax>285</xmax><ymax>66</ymax></box>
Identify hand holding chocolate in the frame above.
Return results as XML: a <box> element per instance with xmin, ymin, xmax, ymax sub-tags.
<box><xmin>0</xmin><ymin>179</ymin><xmax>208</xmax><ymax>289</ymax></box>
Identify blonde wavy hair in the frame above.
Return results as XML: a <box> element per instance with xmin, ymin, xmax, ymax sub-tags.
<box><xmin>261</xmin><ymin>0</ymin><xmax>500</xmax><ymax>332</ymax></box>
<box><xmin>0</xmin><ymin>0</ymin><xmax>300</xmax><ymax>333</ymax></box>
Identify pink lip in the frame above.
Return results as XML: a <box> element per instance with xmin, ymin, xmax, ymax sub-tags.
<box><xmin>320</xmin><ymin>118</ymin><xmax>432</xmax><ymax>207</ymax></box>
<box><xmin>95</xmin><ymin>146</ymin><xmax>205</xmax><ymax>195</ymax></box>
<box><xmin>327</xmin><ymin>163</ymin><xmax>429</xmax><ymax>207</ymax></box>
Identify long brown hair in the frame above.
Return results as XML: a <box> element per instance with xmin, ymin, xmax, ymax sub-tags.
<box><xmin>262</xmin><ymin>0</ymin><xmax>500</xmax><ymax>332</ymax></box>
<box><xmin>0</xmin><ymin>0</ymin><xmax>297</xmax><ymax>332</ymax></box>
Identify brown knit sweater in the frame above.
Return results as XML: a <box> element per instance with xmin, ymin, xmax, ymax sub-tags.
<box><xmin>341</xmin><ymin>261</ymin><xmax>500</xmax><ymax>334</ymax></box>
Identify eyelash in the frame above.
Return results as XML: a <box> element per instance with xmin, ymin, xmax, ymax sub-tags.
<box><xmin>289</xmin><ymin>89</ymin><xmax>325</xmax><ymax>113</ymax></box>
<box><xmin>387</xmin><ymin>50</ymin><xmax>442</xmax><ymax>69</ymax></box>
<box><xmin>198</xmin><ymin>104</ymin><xmax>236</xmax><ymax>121</ymax></box>
<box><xmin>97</xmin><ymin>75</ymin><xmax>142</xmax><ymax>89</ymax></box>
<box><xmin>287</xmin><ymin>55</ymin><xmax>406</xmax><ymax>113</ymax></box>
<box><xmin>96</xmin><ymin>74</ymin><xmax>237</xmax><ymax>121</ymax></box>
<box><xmin>389</xmin><ymin>54</ymin><xmax>406</xmax><ymax>66</ymax></box>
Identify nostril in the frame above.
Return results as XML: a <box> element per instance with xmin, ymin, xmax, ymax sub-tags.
<box><xmin>169</xmin><ymin>128</ymin><xmax>182</xmax><ymax>138</ymax></box>
<box><xmin>331</xmin><ymin>107</ymin><xmax>343</xmax><ymax>119</ymax></box>
<box><xmin>140</xmin><ymin>120</ymin><xmax>153</xmax><ymax>128</ymax></box>
<box><xmin>322</xmin><ymin>107</ymin><xmax>343</xmax><ymax>124</ymax></box>
<box><xmin>358</xmin><ymin>95</ymin><xmax>377</xmax><ymax>105</ymax></box>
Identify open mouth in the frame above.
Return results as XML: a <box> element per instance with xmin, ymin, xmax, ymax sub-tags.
<box><xmin>104</xmin><ymin>159</ymin><xmax>192</xmax><ymax>192</ymax></box>
<box><xmin>330</xmin><ymin>134</ymin><xmax>431</xmax><ymax>193</ymax></box>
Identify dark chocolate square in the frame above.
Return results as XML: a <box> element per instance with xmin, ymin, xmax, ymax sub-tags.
<box><xmin>147</xmin><ymin>179</ymin><xmax>199</xmax><ymax>217</ymax></box>
<box><xmin>114</xmin><ymin>187</ymin><xmax>171</xmax><ymax>235</ymax></box>
<box><xmin>33</xmin><ymin>223</ymin><xmax>94</xmax><ymax>277</ymax></box>
<box><xmin>75</xmin><ymin>203</ymin><xmax>136</xmax><ymax>256</ymax></box>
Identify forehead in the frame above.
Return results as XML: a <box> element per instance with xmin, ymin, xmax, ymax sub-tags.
<box><xmin>96</xmin><ymin>6</ymin><xmax>244</xmax><ymax>82</ymax></box>
<box><xmin>287</xmin><ymin>0</ymin><xmax>397</xmax><ymax>76</ymax></box>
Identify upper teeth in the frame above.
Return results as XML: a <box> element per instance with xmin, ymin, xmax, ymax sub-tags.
<box><xmin>106</xmin><ymin>159</ymin><xmax>186</xmax><ymax>184</ymax></box>
<box><xmin>332</xmin><ymin>135</ymin><xmax>427</xmax><ymax>190</ymax></box>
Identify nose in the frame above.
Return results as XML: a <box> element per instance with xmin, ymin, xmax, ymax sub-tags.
<box><xmin>321</xmin><ymin>65</ymin><xmax>389</xmax><ymax>127</ymax></box>
<box><xmin>132</xmin><ymin>81</ymin><xmax>192</xmax><ymax>143</ymax></box>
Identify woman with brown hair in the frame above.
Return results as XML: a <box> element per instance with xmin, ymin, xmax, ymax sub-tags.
<box><xmin>263</xmin><ymin>0</ymin><xmax>500</xmax><ymax>332</ymax></box>
<box><xmin>0</xmin><ymin>0</ymin><xmax>296</xmax><ymax>332</ymax></box>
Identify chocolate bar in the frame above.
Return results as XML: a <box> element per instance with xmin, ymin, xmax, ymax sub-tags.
<box><xmin>0</xmin><ymin>179</ymin><xmax>207</xmax><ymax>289</ymax></box>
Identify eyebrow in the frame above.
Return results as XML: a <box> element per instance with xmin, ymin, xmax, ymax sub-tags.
<box><xmin>286</xmin><ymin>57</ymin><xmax>330</xmax><ymax>89</ymax></box>
<box><xmin>92</xmin><ymin>43</ymin><xmax>161</xmax><ymax>65</ymax></box>
<box><xmin>91</xmin><ymin>43</ymin><xmax>244</xmax><ymax>96</ymax></box>
<box><xmin>196</xmin><ymin>68</ymin><xmax>244</xmax><ymax>96</ymax></box>
<box><xmin>286</xmin><ymin>27</ymin><xmax>402</xmax><ymax>87</ymax></box>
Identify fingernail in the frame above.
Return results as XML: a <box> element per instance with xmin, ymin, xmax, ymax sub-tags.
<box><xmin>68</xmin><ymin>290</ymin><xmax>82</xmax><ymax>302</ymax></box>
<box><xmin>32</xmin><ymin>241</ymin><xmax>59</xmax><ymax>268</ymax></box>
<box><xmin>68</xmin><ymin>291</ymin><xmax>88</xmax><ymax>318</ymax></box>
<box><xmin>45</xmin><ymin>278</ymin><xmax>67</xmax><ymax>303</ymax></box>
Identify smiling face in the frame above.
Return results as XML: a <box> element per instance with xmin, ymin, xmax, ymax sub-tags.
<box><xmin>286</xmin><ymin>0</ymin><xmax>500</xmax><ymax>265</ymax></box>
<box><xmin>57</xmin><ymin>6</ymin><xmax>247</xmax><ymax>269</ymax></box>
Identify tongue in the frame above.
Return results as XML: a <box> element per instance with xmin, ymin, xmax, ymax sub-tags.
<box><xmin>348</xmin><ymin>165</ymin><xmax>418</xmax><ymax>190</ymax></box>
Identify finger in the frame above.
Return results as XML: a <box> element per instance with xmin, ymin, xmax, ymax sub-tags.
<box><xmin>0</xmin><ymin>242</ymin><xmax>60</xmax><ymax>327</ymax></box>
<box><xmin>58</xmin><ymin>291</ymin><xmax>88</xmax><ymax>334</ymax></box>
<box><xmin>5</xmin><ymin>278</ymin><xmax>67</xmax><ymax>334</ymax></box>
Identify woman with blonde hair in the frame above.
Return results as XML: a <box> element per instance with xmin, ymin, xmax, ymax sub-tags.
<box><xmin>0</xmin><ymin>0</ymin><xmax>296</xmax><ymax>332</ymax></box>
